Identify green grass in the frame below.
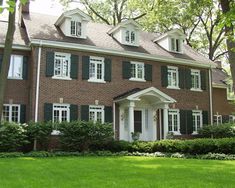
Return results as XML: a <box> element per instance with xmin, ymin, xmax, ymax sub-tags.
<box><xmin>0</xmin><ymin>157</ymin><xmax>235</xmax><ymax>188</ymax></box>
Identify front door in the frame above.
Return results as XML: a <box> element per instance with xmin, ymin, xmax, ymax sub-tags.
<box><xmin>134</xmin><ymin>110</ymin><xmax>142</xmax><ymax>134</ymax></box>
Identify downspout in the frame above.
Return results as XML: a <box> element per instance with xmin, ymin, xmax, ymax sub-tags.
<box><xmin>209</xmin><ymin>66</ymin><xmax>213</xmax><ymax>125</ymax></box>
<box><xmin>113</xmin><ymin>102</ymin><xmax>116</xmax><ymax>139</ymax></box>
<box><xmin>34</xmin><ymin>41</ymin><xmax>42</xmax><ymax>122</ymax></box>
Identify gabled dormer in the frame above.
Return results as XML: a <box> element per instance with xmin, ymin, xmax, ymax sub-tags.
<box><xmin>154</xmin><ymin>29</ymin><xmax>186</xmax><ymax>54</ymax></box>
<box><xmin>108</xmin><ymin>19</ymin><xmax>141</xmax><ymax>47</ymax></box>
<box><xmin>55</xmin><ymin>8</ymin><xmax>91</xmax><ymax>39</ymax></box>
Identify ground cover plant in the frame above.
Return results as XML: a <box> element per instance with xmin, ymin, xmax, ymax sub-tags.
<box><xmin>0</xmin><ymin>156</ymin><xmax>235</xmax><ymax>188</ymax></box>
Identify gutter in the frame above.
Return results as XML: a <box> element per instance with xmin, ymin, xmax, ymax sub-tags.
<box><xmin>0</xmin><ymin>43</ymin><xmax>31</xmax><ymax>51</ymax></box>
<box><xmin>30</xmin><ymin>39</ymin><xmax>217</xmax><ymax>69</ymax></box>
<box><xmin>34</xmin><ymin>40</ymin><xmax>42</xmax><ymax>122</ymax></box>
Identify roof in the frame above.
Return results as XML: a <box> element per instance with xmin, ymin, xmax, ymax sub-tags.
<box><xmin>114</xmin><ymin>88</ymin><xmax>143</xmax><ymax>100</ymax></box>
<box><xmin>22</xmin><ymin>12</ymin><xmax>215</xmax><ymax>67</ymax></box>
<box><xmin>212</xmin><ymin>68</ymin><xmax>228</xmax><ymax>87</ymax></box>
<box><xmin>153</xmin><ymin>28</ymin><xmax>186</xmax><ymax>42</ymax></box>
<box><xmin>0</xmin><ymin>21</ymin><xmax>29</xmax><ymax>46</ymax></box>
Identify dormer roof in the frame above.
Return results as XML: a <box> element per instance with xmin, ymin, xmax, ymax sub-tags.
<box><xmin>107</xmin><ymin>19</ymin><xmax>141</xmax><ymax>35</ymax></box>
<box><xmin>55</xmin><ymin>8</ymin><xmax>91</xmax><ymax>26</ymax></box>
<box><xmin>153</xmin><ymin>29</ymin><xmax>186</xmax><ymax>42</ymax></box>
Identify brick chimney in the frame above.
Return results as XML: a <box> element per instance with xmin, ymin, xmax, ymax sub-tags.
<box><xmin>215</xmin><ymin>61</ymin><xmax>222</xmax><ymax>69</ymax></box>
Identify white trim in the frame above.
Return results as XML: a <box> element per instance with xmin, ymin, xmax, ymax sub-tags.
<box><xmin>2</xmin><ymin>104</ymin><xmax>21</xmax><ymax>123</ymax></box>
<box><xmin>54</xmin><ymin>52</ymin><xmax>71</xmax><ymax>79</ymax></box>
<box><xmin>191</xmin><ymin>69</ymin><xmax>201</xmax><ymax>90</ymax></box>
<box><xmin>167</xmin><ymin>66</ymin><xmax>179</xmax><ymax>88</ymax></box>
<box><xmin>52</xmin><ymin>103</ymin><xmax>70</xmax><ymax>123</ymax></box>
<box><xmin>0</xmin><ymin>44</ymin><xmax>31</xmax><ymax>51</ymax></box>
<box><xmin>209</xmin><ymin>68</ymin><xmax>213</xmax><ymax>125</ymax></box>
<box><xmin>192</xmin><ymin>110</ymin><xmax>202</xmax><ymax>134</ymax></box>
<box><xmin>168</xmin><ymin>109</ymin><xmax>181</xmax><ymax>135</ymax></box>
<box><xmin>129</xmin><ymin>78</ymin><xmax>146</xmax><ymax>82</ymax></box>
<box><xmin>89</xmin><ymin>105</ymin><xmax>105</xmax><ymax>123</ymax></box>
<box><xmin>129</xmin><ymin>61</ymin><xmax>145</xmax><ymax>81</ymax></box>
<box><xmin>30</xmin><ymin>39</ymin><xmax>216</xmax><ymax>68</ymax></box>
<box><xmin>8</xmin><ymin>55</ymin><xmax>23</xmax><ymax>80</ymax></box>
<box><xmin>88</xmin><ymin>56</ymin><xmax>105</xmax><ymax>83</ymax></box>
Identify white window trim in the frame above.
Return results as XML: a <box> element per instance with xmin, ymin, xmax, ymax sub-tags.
<box><xmin>167</xmin><ymin>66</ymin><xmax>180</xmax><ymax>89</ymax></box>
<box><xmin>8</xmin><ymin>55</ymin><xmax>23</xmax><ymax>80</ymax></box>
<box><xmin>213</xmin><ymin>114</ymin><xmax>222</xmax><ymax>125</ymax></box>
<box><xmin>168</xmin><ymin>109</ymin><xmax>181</xmax><ymax>135</ymax></box>
<box><xmin>52</xmin><ymin>52</ymin><xmax>71</xmax><ymax>80</ymax></box>
<box><xmin>52</xmin><ymin>103</ymin><xmax>70</xmax><ymax>123</ymax></box>
<box><xmin>2</xmin><ymin>104</ymin><xmax>21</xmax><ymax>123</ymax></box>
<box><xmin>129</xmin><ymin>61</ymin><xmax>146</xmax><ymax>82</ymax></box>
<box><xmin>125</xmin><ymin>29</ymin><xmax>136</xmax><ymax>45</ymax></box>
<box><xmin>88</xmin><ymin>56</ymin><xmax>106</xmax><ymax>83</ymax></box>
<box><xmin>89</xmin><ymin>105</ymin><xmax>105</xmax><ymax>123</ymax></box>
<box><xmin>190</xmin><ymin>69</ymin><xmax>202</xmax><ymax>91</ymax></box>
<box><xmin>192</xmin><ymin>110</ymin><xmax>202</xmax><ymax>135</ymax></box>
<box><xmin>170</xmin><ymin>38</ymin><xmax>183</xmax><ymax>53</ymax></box>
<box><xmin>70</xmin><ymin>20</ymin><xmax>82</xmax><ymax>38</ymax></box>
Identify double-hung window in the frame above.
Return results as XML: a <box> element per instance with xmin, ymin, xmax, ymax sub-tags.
<box><xmin>167</xmin><ymin>66</ymin><xmax>179</xmax><ymax>88</ymax></box>
<box><xmin>54</xmin><ymin>53</ymin><xmax>70</xmax><ymax>79</ymax></box>
<box><xmin>192</xmin><ymin>110</ymin><xmax>202</xmax><ymax>133</ymax></box>
<box><xmin>53</xmin><ymin>104</ymin><xmax>70</xmax><ymax>123</ymax></box>
<box><xmin>213</xmin><ymin>114</ymin><xmax>222</xmax><ymax>125</ymax></box>
<box><xmin>125</xmin><ymin>30</ymin><xmax>136</xmax><ymax>44</ymax></box>
<box><xmin>89</xmin><ymin>105</ymin><xmax>104</xmax><ymax>123</ymax></box>
<box><xmin>89</xmin><ymin>56</ymin><xmax>105</xmax><ymax>82</ymax></box>
<box><xmin>71</xmin><ymin>20</ymin><xmax>82</xmax><ymax>37</ymax></box>
<box><xmin>130</xmin><ymin>62</ymin><xmax>145</xmax><ymax>81</ymax></box>
<box><xmin>171</xmin><ymin>38</ymin><xmax>182</xmax><ymax>53</ymax></box>
<box><xmin>191</xmin><ymin>69</ymin><xmax>201</xmax><ymax>90</ymax></box>
<box><xmin>168</xmin><ymin>109</ymin><xmax>180</xmax><ymax>134</ymax></box>
<box><xmin>2</xmin><ymin>104</ymin><xmax>20</xmax><ymax>123</ymax></box>
<box><xmin>8</xmin><ymin>55</ymin><xmax>23</xmax><ymax>79</ymax></box>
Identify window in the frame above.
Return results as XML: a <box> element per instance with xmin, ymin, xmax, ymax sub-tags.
<box><xmin>89</xmin><ymin>105</ymin><xmax>104</xmax><ymax>123</ymax></box>
<box><xmin>0</xmin><ymin>0</ymin><xmax>3</xmax><ymax>6</ymax></box>
<box><xmin>227</xmin><ymin>82</ymin><xmax>235</xmax><ymax>100</ymax></box>
<box><xmin>130</xmin><ymin>62</ymin><xmax>145</xmax><ymax>81</ymax></box>
<box><xmin>125</xmin><ymin>30</ymin><xmax>136</xmax><ymax>44</ymax></box>
<box><xmin>191</xmin><ymin>69</ymin><xmax>201</xmax><ymax>90</ymax></box>
<box><xmin>2</xmin><ymin>104</ymin><xmax>20</xmax><ymax>123</ymax></box>
<box><xmin>89</xmin><ymin>56</ymin><xmax>104</xmax><ymax>82</ymax></box>
<box><xmin>213</xmin><ymin>114</ymin><xmax>222</xmax><ymax>125</ymax></box>
<box><xmin>54</xmin><ymin>53</ymin><xmax>70</xmax><ymax>79</ymax></box>
<box><xmin>8</xmin><ymin>55</ymin><xmax>23</xmax><ymax>79</ymax></box>
<box><xmin>192</xmin><ymin>111</ymin><xmax>202</xmax><ymax>133</ymax></box>
<box><xmin>229</xmin><ymin>115</ymin><xmax>235</xmax><ymax>123</ymax></box>
<box><xmin>167</xmin><ymin>66</ymin><xmax>179</xmax><ymax>88</ymax></box>
<box><xmin>53</xmin><ymin>104</ymin><xmax>70</xmax><ymax>123</ymax></box>
<box><xmin>168</xmin><ymin>109</ymin><xmax>180</xmax><ymax>133</ymax></box>
<box><xmin>71</xmin><ymin>20</ymin><xmax>82</xmax><ymax>37</ymax></box>
<box><xmin>171</xmin><ymin>38</ymin><xmax>182</xmax><ymax>52</ymax></box>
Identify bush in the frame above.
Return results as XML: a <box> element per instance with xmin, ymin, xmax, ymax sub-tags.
<box><xmin>198</xmin><ymin>123</ymin><xmax>235</xmax><ymax>138</ymax></box>
<box><xmin>0</xmin><ymin>122</ymin><xmax>28</xmax><ymax>152</ymax></box>
<box><xmin>58</xmin><ymin>121</ymin><xmax>113</xmax><ymax>151</ymax></box>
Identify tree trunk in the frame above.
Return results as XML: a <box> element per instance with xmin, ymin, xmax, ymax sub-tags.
<box><xmin>0</xmin><ymin>1</ymin><xmax>17</xmax><ymax>119</ymax></box>
<box><xmin>220</xmin><ymin>0</ymin><xmax>235</xmax><ymax>88</ymax></box>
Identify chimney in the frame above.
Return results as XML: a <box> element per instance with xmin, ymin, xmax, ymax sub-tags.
<box><xmin>215</xmin><ymin>61</ymin><xmax>222</xmax><ymax>69</ymax></box>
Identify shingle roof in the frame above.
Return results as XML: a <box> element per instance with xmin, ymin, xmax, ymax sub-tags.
<box><xmin>212</xmin><ymin>68</ymin><xmax>228</xmax><ymax>87</ymax></box>
<box><xmin>113</xmin><ymin>88</ymin><xmax>143</xmax><ymax>100</ymax></box>
<box><xmin>22</xmin><ymin>12</ymin><xmax>213</xmax><ymax>65</ymax></box>
<box><xmin>0</xmin><ymin>21</ymin><xmax>29</xmax><ymax>46</ymax></box>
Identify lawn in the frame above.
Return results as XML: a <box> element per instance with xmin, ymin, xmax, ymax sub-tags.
<box><xmin>0</xmin><ymin>157</ymin><xmax>234</xmax><ymax>188</ymax></box>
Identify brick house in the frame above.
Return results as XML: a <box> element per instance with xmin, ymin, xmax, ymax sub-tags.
<box><xmin>2</xmin><ymin>6</ymin><xmax>233</xmax><ymax>142</ymax></box>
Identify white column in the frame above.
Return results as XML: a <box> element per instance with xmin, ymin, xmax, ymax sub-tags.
<box><xmin>163</xmin><ymin>106</ymin><xmax>169</xmax><ymax>139</ymax></box>
<box><xmin>159</xmin><ymin>109</ymin><xmax>162</xmax><ymax>140</ymax></box>
<box><xmin>152</xmin><ymin>110</ymin><xmax>157</xmax><ymax>141</ymax></box>
<box><xmin>129</xmin><ymin>101</ymin><xmax>135</xmax><ymax>141</ymax></box>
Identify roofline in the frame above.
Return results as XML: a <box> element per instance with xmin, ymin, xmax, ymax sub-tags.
<box><xmin>30</xmin><ymin>39</ymin><xmax>216</xmax><ymax>68</ymax></box>
<box><xmin>154</xmin><ymin>29</ymin><xmax>186</xmax><ymax>42</ymax></box>
<box><xmin>0</xmin><ymin>43</ymin><xmax>31</xmax><ymax>51</ymax></box>
<box><xmin>212</xmin><ymin>83</ymin><xmax>227</xmax><ymax>89</ymax></box>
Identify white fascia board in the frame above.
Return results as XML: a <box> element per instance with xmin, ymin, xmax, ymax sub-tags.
<box><xmin>0</xmin><ymin>43</ymin><xmax>31</xmax><ymax>51</ymax></box>
<box><xmin>30</xmin><ymin>39</ymin><xmax>216</xmax><ymax>68</ymax></box>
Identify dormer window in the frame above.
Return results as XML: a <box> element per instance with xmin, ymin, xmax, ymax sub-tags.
<box><xmin>171</xmin><ymin>38</ymin><xmax>182</xmax><ymax>53</ymax></box>
<box><xmin>71</xmin><ymin>21</ymin><xmax>82</xmax><ymax>37</ymax></box>
<box><xmin>125</xmin><ymin>30</ymin><xmax>136</xmax><ymax>44</ymax></box>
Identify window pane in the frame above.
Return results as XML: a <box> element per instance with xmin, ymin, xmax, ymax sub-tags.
<box><xmin>192</xmin><ymin>115</ymin><xmax>196</xmax><ymax>131</ymax></box>
<box><xmin>62</xmin><ymin>59</ymin><xmax>69</xmax><ymax>77</ymax></box>
<box><xmin>171</xmin><ymin>38</ymin><xmax>175</xmax><ymax>51</ymax></box>
<box><xmin>131</xmin><ymin>64</ymin><xmax>136</xmax><ymax>78</ymax></box>
<box><xmin>2</xmin><ymin>106</ymin><xmax>10</xmax><ymax>121</ymax></box>
<box><xmin>137</xmin><ymin>64</ymin><xmax>143</xmax><ymax>79</ymax></box>
<box><xmin>71</xmin><ymin>21</ymin><xmax>76</xmax><ymax>35</ymax></box>
<box><xmin>89</xmin><ymin>62</ymin><xmax>95</xmax><ymax>79</ymax></box>
<box><xmin>76</xmin><ymin>22</ymin><xmax>82</xmax><ymax>36</ymax></box>
<box><xmin>8</xmin><ymin>56</ymin><xmax>23</xmax><ymax>78</ymax></box>
<box><xmin>125</xmin><ymin>30</ymin><xmax>130</xmax><ymax>42</ymax></box>
<box><xmin>196</xmin><ymin>116</ymin><xmax>201</xmax><ymax>130</ymax></box>
<box><xmin>131</xmin><ymin>31</ymin><xmax>135</xmax><ymax>43</ymax></box>
<box><xmin>54</xmin><ymin>59</ymin><xmax>61</xmax><ymax>76</ymax></box>
<box><xmin>176</xmin><ymin>39</ymin><xmax>180</xmax><ymax>52</ymax></box>
<box><xmin>61</xmin><ymin>110</ymin><xmax>67</xmax><ymax>122</ymax></box>
<box><xmin>89</xmin><ymin>111</ymin><xmax>95</xmax><ymax>121</ymax></box>
<box><xmin>97</xmin><ymin>111</ymin><xmax>102</xmax><ymax>122</ymax></box>
<box><xmin>173</xmin><ymin>114</ymin><xmax>178</xmax><ymax>131</ymax></box>
<box><xmin>53</xmin><ymin>110</ymin><xmax>60</xmax><ymax>122</ymax></box>
<box><xmin>97</xmin><ymin>63</ymin><xmax>102</xmax><ymax>79</ymax></box>
<box><xmin>11</xmin><ymin>106</ymin><xmax>19</xmax><ymax>123</ymax></box>
<box><xmin>168</xmin><ymin>114</ymin><xmax>172</xmax><ymax>131</ymax></box>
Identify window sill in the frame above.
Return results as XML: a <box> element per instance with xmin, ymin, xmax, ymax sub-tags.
<box><xmin>192</xmin><ymin>132</ymin><xmax>198</xmax><ymax>135</ymax></box>
<box><xmin>169</xmin><ymin>131</ymin><xmax>181</xmax><ymax>135</ymax></box>
<box><xmin>167</xmin><ymin>86</ymin><xmax>180</xmax><ymax>90</ymax></box>
<box><xmin>51</xmin><ymin>130</ymin><xmax>61</xmax><ymax>135</ymax></box>
<box><xmin>52</xmin><ymin>76</ymin><xmax>72</xmax><ymax>81</ymax></box>
<box><xmin>7</xmin><ymin>77</ymin><xmax>23</xmax><ymax>80</ymax></box>
<box><xmin>88</xmin><ymin>79</ymin><xmax>106</xmax><ymax>84</ymax></box>
<box><xmin>129</xmin><ymin>78</ymin><xmax>146</xmax><ymax>82</ymax></box>
<box><xmin>190</xmin><ymin>88</ymin><xmax>203</xmax><ymax>92</ymax></box>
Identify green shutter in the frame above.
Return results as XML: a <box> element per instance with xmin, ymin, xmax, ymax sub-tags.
<box><xmin>180</xmin><ymin>110</ymin><xmax>187</xmax><ymax>134</ymax></box>
<box><xmin>23</xmin><ymin>56</ymin><xmax>28</xmax><ymax>80</ymax></box>
<box><xmin>70</xmin><ymin>104</ymin><xmax>78</xmax><ymax>121</ymax></box>
<box><xmin>0</xmin><ymin>54</ymin><xmax>2</xmax><ymax>72</ymax></box>
<box><xmin>203</xmin><ymin>111</ymin><xmax>209</xmax><ymax>125</ymax></box>
<box><xmin>70</xmin><ymin>55</ymin><xmax>79</xmax><ymax>79</ymax></box>
<box><xmin>145</xmin><ymin>64</ymin><xmax>152</xmax><ymax>81</ymax></box>
<box><xmin>122</xmin><ymin>61</ymin><xmax>131</xmax><ymax>79</ymax></box>
<box><xmin>81</xmin><ymin>105</ymin><xmax>89</xmax><ymax>121</ymax></box>
<box><xmin>104</xmin><ymin>58</ymin><xmax>112</xmax><ymax>82</ymax></box>
<box><xmin>179</xmin><ymin>68</ymin><xmax>185</xmax><ymax>89</ymax></box>
<box><xmin>44</xmin><ymin>103</ymin><xmax>53</xmax><ymax>122</ymax></box>
<box><xmin>161</xmin><ymin>66</ymin><xmax>168</xmax><ymax>87</ymax></box>
<box><xmin>20</xmin><ymin>104</ymin><xmax>26</xmax><ymax>124</ymax></box>
<box><xmin>105</xmin><ymin>106</ymin><xmax>113</xmax><ymax>123</ymax></box>
<box><xmin>82</xmin><ymin>56</ymin><xmax>90</xmax><ymax>80</ymax></box>
<box><xmin>185</xmin><ymin>68</ymin><xmax>192</xmax><ymax>89</ymax></box>
<box><xmin>46</xmin><ymin>52</ymin><xmax>54</xmax><ymax>77</ymax></box>
<box><xmin>201</xmin><ymin>70</ymin><xmax>207</xmax><ymax>90</ymax></box>
<box><xmin>186</xmin><ymin>110</ymin><xmax>193</xmax><ymax>134</ymax></box>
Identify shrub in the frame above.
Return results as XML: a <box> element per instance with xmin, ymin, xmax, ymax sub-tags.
<box><xmin>58</xmin><ymin>121</ymin><xmax>113</xmax><ymax>151</ymax></box>
<box><xmin>0</xmin><ymin>122</ymin><xmax>28</xmax><ymax>152</ymax></box>
<box><xmin>198</xmin><ymin>123</ymin><xmax>235</xmax><ymax>138</ymax></box>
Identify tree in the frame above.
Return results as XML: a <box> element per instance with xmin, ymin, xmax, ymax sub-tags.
<box><xmin>0</xmin><ymin>0</ymin><xmax>27</xmax><ymax>119</ymax></box>
<box><xmin>220</xmin><ymin>0</ymin><xmax>235</xmax><ymax>87</ymax></box>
